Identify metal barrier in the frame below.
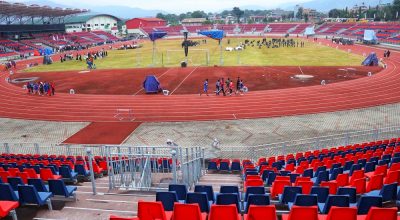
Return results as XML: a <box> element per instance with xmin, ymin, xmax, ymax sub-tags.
<box><xmin>105</xmin><ymin>145</ymin><xmax>204</xmax><ymax>191</ymax></box>
<box><xmin>217</xmin><ymin>125</ymin><xmax>400</xmax><ymax>160</ymax></box>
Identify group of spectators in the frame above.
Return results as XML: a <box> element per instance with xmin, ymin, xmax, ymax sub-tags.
<box><xmin>26</xmin><ymin>81</ymin><xmax>55</xmax><ymax>96</ymax></box>
<box><xmin>3</xmin><ymin>60</ymin><xmax>16</xmax><ymax>70</ymax></box>
<box><xmin>233</xmin><ymin>38</ymin><xmax>305</xmax><ymax>50</ymax></box>
<box><xmin>201</xmin><ymin>77</ymin><xmax>246</xmax><ymax>96</ymax></box>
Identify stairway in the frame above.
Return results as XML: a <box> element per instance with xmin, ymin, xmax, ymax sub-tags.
<box><xmin>197</xmin><ymin>172</ymin><xmax>242</xmax><ymax>191</ymax></box>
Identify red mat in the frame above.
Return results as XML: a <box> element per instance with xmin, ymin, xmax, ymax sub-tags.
<box><xmin>63</xmin><ymin>122</ymin><xmax>141</xmax><ymax>144</ymax></box>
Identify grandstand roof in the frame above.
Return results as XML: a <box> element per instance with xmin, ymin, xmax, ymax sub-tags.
<box><xmin>0</xmin><ymin>1</ymin><xmax>87</xmax><ymax>17</ymax></box>
<box><xmin>135</xmin><ymin>18</ymin><xmax>165</xmax><ymax>22</ymax></box>
<box><xmin>64</xmin><ymin>13</ymin><xmax>121</xmax><ymax>24</ymax></box>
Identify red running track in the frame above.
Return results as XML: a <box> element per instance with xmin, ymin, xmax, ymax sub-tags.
<box><xmin>0</xmin><ymin>42</ymin><xmax>399</xmax><ymax>123</ymax></box>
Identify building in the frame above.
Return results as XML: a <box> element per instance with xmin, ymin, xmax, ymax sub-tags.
<box><xmin>181</xmin><ymin>18</ymin><xmax>207</xmax><ymax>26</ymax></box>
<box><xmin>267</xmin><ymin>8</ymin><xmax>293</xmax><ymax>20</ymax></box>
<box><xmin>125</xmin><ymin>18</ymin><xmax>166</xmax><ymax>30</ymax></box>
<box><xmin>64</xmin><ymin>13</ymin><xmax>120</xmax><ymax>33</ymax></box>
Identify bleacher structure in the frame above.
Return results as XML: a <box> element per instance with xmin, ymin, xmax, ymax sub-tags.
<box><xmin>0</xmin><ymin>135</ymin><xmax>398</xmax><ymax>219</ymax></box>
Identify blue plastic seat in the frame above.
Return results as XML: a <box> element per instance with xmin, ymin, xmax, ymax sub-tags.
<box><xmin>311</xmin><ymin>171</ymin><xmax>329</xmax><ymax>185</ymax></box>
<box><xmin>18</xmin><ymin>185</ymin><xmax>53</xmax><ymax>210</ymax></box>
<box><xmin>220</xmin><ymin>185</ymin><xmax>240</xmax><ymax>200</ymax></box>
<box><xmin>7</xmin><ymin>177</ymin><xmax>24</xmax><ymax>191</ymax></box>
<box><xmin>231</xmin><ymin>161</ymin><xmax>241</xmax><ymax>171</ymax></box>
<box><xmin>243</xmin><ymin>194</ymin><xmax>270</xmax><ymax>213</ymax></box>
<box><xmin>168</xmin><ymin>184</ymin><xmax>188</xmax><ymax>202</ymax></box>
<box><xmin>314</xmin><ymin>166</ymin><xmax>327</xmax><ymax>177</ymax></box>
<box><xmin>318</xmin><ymin>195</ymin><xmax>349</xmax><ymax>214</ymax></box>
<box><xmin>0</xmin><ymin>183</ymin><xmax>18</xmax><ymax>201</ymax></box>
<box><xmin>288</xmin><ymin>194</ymin><xmax>318</xmax><ymax>209</ymax></box>
<box><xmin>28</xmin><ymin>178</ymin><xmax>49</xmax><ymax>192</ymax></box>
<box><xmin>289</xmin><ymin>173</ymin><xmax>300</xmax><ymax>183</ymax></box>
<box><xmin>310</xmin><ymin>186</ymin><xmax>329</xmax><ymax>203</ymax></box>
<box><xmin>303</xmin><ymin>168</ymin><xmax>314</xmax><ymax>178</ymax></box>
<box><xmin>391</xmin><ymin>157</ymin><xmax>400</xmax><ymax>164</ymax></box>
<box><xmin>265</xmin><ymin>172</ymin><xmax>277</xmax><ymax>186</ymax></box>
<box><xmin>245</xmin><ymin>171</ymin><xmax>259</xmax><ymax>177</ymax></box>
<box><xmin>357</xmin><ymin>159</ymin><xmax>367</xmax><ymax>167</ymax></box>
<box><xmin>194</xmin><ymin>185</ymin><xmax>215</xmax><ymax>202</ymax></box>
<box><xmin>280</xmin><ymin>171</ymin><xmax>291</xmax><ymax>176</ymax></box>
<box><xmin>59</xmin><ymin>166</ymin><xmax>78</xmax><ymax>183</ymax></box>
<box><xmin>219</xmin><ymin>161</ymin><xmax>230</xmax><ymax>171</ymax></box>
<box><xmin>48</xmin><ymin>179</ymin><xmax>77</xmax><ymax>199</ymax></box>
<box><xmin>278</xmin><ymin>186</ymin><xmax>301</xmax><ymax>205</ymax></box>
<box><xmin>244</xmin><ymin>186</ymin><xmax>265</xmax><ymax>202</ymax></box>
<box><xmin>343</xmin><ymin>161</ymin><xmax>354</xmax><ymax>171</ymax></box>
<box><xmin>364</xmin><ymin>162</ymin><xmax>376</xmax><ymax>173</ymax></box>
<box><xmin>365</xmin><ymin>183</ymin><xmax>397</xmax><ymax>202</ymax></box>
<box><xmin>207</xmin><ymin>162</ymin><xmax>218</xmax><ymax>171</ymax></box>
<box><xmin>155</xmin><ymin>191</ymin><xmax>178</xmax><ymax>211</ymax></box>
<box><xmin>348</xmin><ymin>164</ymin><xmax>362</xmax><ymax>176</ymax></box>
<box><xmin>329</xmin><ymin>167</ymin><xmax>343</xmax><ymax>181</ymax></box>
<box><xmin>337</xmin><ymin>187</ymin><xmax>357</xmax><ymax>203</ymax></box>
<box><xmin>215</xmin><ymin>193</ymin><xmax>241</xmax><ymax>213</ymax></box>
<box><xmin>350</xmin><ymin>195</ymin><xmax>382</xmax><ymax>215</ymax></box>
<box><xmin>74</xmin><ymin>164</ymin><xmax>90</xmax><ymax>177</ymax></box>
<box><xmin>186</xmin><ymin>192</ymin><xmax>211</xmax><ymax>213</ymax></box>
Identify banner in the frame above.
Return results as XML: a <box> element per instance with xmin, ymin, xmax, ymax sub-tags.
<box><xmin>149</xmin><ymin>31</ymin><xmax>167</xmax><ymax>42</ymax></box>
<box><xmin>198</xmin><ymin>30</ymin><xmax>224</xmax><ymax>40</ymax></box>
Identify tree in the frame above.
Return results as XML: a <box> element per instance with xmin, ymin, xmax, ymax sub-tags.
<box><xmin>296</xmin><ymin>7</ymin><xmax>303</xmax><ymax>19</ymax></box>
<box><xmin>328</xmin><ymin>9</ymin><xmax>341</xmax><ymax>18</ymax></box>
<box><xmin>232</xmin><ymin>7</ymin><xmax>244</xmax><ymax>23</ymax></box>
<box><xmin>156</xmin><ymin>13</ymin><xmax>166</xmax><ymax>20</ymax></box>
<box><xmin>304</xmin><ymin>13</ymin><xmax>309</xmax><ymax>22</ymax></box>
<box><xmin>191</xmin><ymin>10</ymin><xmax>207</xmax><ymax>18</ymax></box>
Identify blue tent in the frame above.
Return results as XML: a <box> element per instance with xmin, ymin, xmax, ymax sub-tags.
<box><xmin>198</xmin><ymin>30</ymin><xmax>224</xmax><ymax>40</ymax></box>
<box><xmin>143</xmin><ymin>75</ymin><xmax>161</xmax><ymax>93</ymax></box>
<box><xmin>362</xmin><ymin>52</ymin><xmax>379</xmax><ymax>66</ymax></box>
<box><xmin>149</xmin><ymin>31</ymin><xmax>167</xmax><ymax>41</ymax></box>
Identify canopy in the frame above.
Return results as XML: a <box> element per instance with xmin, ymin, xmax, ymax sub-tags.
<box><xmin>149</xmin><ymin>31</ymin><xmax>167</xmax><ymax>42</ymax></box>
<box><xmin>198</xmin><ymin>30</ymin><xmax>224</xmax><ymax>40</ymax></box>
<box><xmin>362</xmin><ymin>52</ymin><xmax>379</xmax><ymax>66</ymax></box>
<box><xmin>143</xmin><ymin>75</ymin><xmax>161</xmax><ymax>93</ymax></box>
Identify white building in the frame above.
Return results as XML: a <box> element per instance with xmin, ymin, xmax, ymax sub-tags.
<box><xmin>64</xmin><ymin>13</ymin><xmax>120</xmax><ymax>33</ymax></box>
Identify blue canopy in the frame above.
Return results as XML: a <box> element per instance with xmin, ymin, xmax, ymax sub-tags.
<box><xmin>198</xmin><ymin>30</ymin><xmax>224</xmax><ymax>40</ymax></box>
<box><xmin>149</xmin><ymin>31</ymin><xmax>167</xmax><ymax>41</ymax></box>
<box><xmin>143</xmin><ymin>75</ymin><xmax>161</xmax><ymax>93</ymax></box>
<box><xmin>362</xmin><ymin>52</ymin><xmax>379</xmax><ymax>66</ymax></box>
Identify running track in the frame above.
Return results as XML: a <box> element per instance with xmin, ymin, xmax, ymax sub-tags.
<box><xmin>0</xmin><ymin>41</ymin><xmax>399</xmax><ymax>123</ymax></box>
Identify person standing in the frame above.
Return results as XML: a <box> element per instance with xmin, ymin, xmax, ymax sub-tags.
<box><xmin>220</xmin><ymin>78</ymin><xmax>226</xmax><ymax>96</ymax></box>
<box><xmin>225</xmin><ymin>78</ymin><xmax>231</xmax><ymax>95</ymax></box>
<box><xmin>236</xmin><ymin>77</ymin><xmax>241</xmax><ymax>94</ymax></box>
<box><xmin>216</xmin><ymin>79</ymin><xmax>220</xmax><ymax>95</ymax></box>
<box><xmin>51</xmin><ymin>82</ymin><xmax>55</xmax><ymax>96</ymax></box>
<box><xmin>387</xmin><ymin>50</ymin><xmax>391</xmax><ymax>59</ymax></box>
<box><xmin>201</xmin><ymin>79</ymin><xmax>209</xmax><ymax>96</ymax></box>
<box><xmin>229</xmin><ymin>80</ymin><xmax>234</xmax><ymax>96</ymax></box>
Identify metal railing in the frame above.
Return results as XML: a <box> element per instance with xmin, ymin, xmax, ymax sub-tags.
<box><xmin>105</xmin><ymin>145</ymin><xmax>204</xmax><ymax>191</ymax></box>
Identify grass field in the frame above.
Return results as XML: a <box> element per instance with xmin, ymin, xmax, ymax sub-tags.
<box><xmin>25</xmin><ymin>38</ymin><xmax>364</xmax><ymax>72</ymax></box>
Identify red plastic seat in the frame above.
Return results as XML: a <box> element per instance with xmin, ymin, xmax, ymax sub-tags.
<box><xmin>351</xmin><ymin>178</ymin><xmax>366</xmax><ymax>194</ymax></box>
<box><xmin>296</xmin><ymin>181</ymin><xmax>314</xmax><ymax>194</ymax></box>
<box><xmin>16</xmin><ymin>172</ymin><xmax>29</xmax><ymax>184</ymax></box>
<box><xmin>39</xmin><ymin>168</ymin><xmax>62</xmax><ymax>181</ymax></box>
<box><xmin>0</xmin><ymin>201</ymin><xmax>19</xmax><ymax>218</ymax></box>
<box><xmin>358</xmin><ymin>207</ymin><xmax>398</xmax><ymax>220</ymax></box>
<box><xmin>365</xmin><ymin>165</ymin><xmax>387</xmax><ymax>179</ymax></box>
<box><xmin>23</xmin><ymin>168</ymin><xmax>39</xmax><ymax>179</ymax></box>
<box><xmin>244</xmin><ymin>205</ymin><xmax>277</xmax><ymax>220</ymax></box>
<box><xmin>366</xmin><ymin>174</ymin><xmax>384</xmax><ymax>192</ymax></box>
<box><xmin>0</xmin><ymin>171</ymin><xmax>10</xmax><ymax>183</ymax></box>
<box><xmin>318</xmin><ymin>206</ymin><xmax>357</xmax><ymax>220</ymax></box>
<box><xmin>7</xmin><ymin>168</ymin><xmax>19</xmax><ymax>177</ymax></box>
<box><xmin>137</xmin><ymin>201</ymin><xmax>172</xmax><ymax>220</ymax></box>
<box><xmin>349</xmin><ymin>170</ymin><xmax>364</xmax><ymax>185</ymax></box>
<box><xmin>271</xmin><ymin>180</ymin><xmax>291</xmax><ymax>198</ymax></box>
<box><xmin>335</xmin><ymin>173</ymin><xmax>349</xmax><ymax>187</ymax></box>
<box><xmin>208</xmin><ymin>205</ymin><xmax>240</xmax><ymax>220</ymax></box>
<box><xmin>294</xmin><ymin>177</ymin><xmax>311</xmax><ymax>186</ymax></box>
<box><xmin>320</xmin><ymin>181</ymin><xmax>338</xmax><ymax>194</ymax></box>
<box><xmin>384</xmin><ymin>171</ymin><xmax>399</xmax><ymax>185</ymax></box>
<box><xmin>281</xmin><ymin>205</ymin><xmax>318</xmax><ymax>220</ymax></box>
<box><xmin>244</xmin><ymin>179</ymin><xmax>264</xmax><ymax>188</ymax></box>
<box><xmin>172</xmin><ymin>203</ymin><xmax>207</xmax><ymax>220</ymax></box>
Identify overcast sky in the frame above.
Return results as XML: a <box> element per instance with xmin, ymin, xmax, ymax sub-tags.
<box><xmin>13</xmin><ymin>0</ymin><xmax>311</xmax><ymax>13</ymax></box>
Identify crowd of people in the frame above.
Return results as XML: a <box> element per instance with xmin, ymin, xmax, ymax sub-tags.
<box><xmin>201</xmin><ymin>77</ymin><xmax>246</xmax><ymax>96</ymax></box>
<box><xmin>233</xmin><ymin>38</ymin><xmax>305</xmax><ymax>50</ymax></box>
<box><xmin>26</xmin><ymin>81</ymin><xmax>55</xmax><ymax>96</ymax></box>
<box><xmin>58</xmin><ymin>49</ymin><xmax>108</xmax><ymax>70</ymax></box>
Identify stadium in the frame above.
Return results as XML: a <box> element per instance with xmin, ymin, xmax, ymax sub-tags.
<box><xmin>0</xmin><ymin>0</ymin><xmax>400</xmax><ymax>219</ymax></box>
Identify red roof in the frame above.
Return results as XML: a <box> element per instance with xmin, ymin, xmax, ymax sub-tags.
<box><xmin>136</xmin><ymin>17</ymin><xmax>165</xmax><ymax>22</ymax></box>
